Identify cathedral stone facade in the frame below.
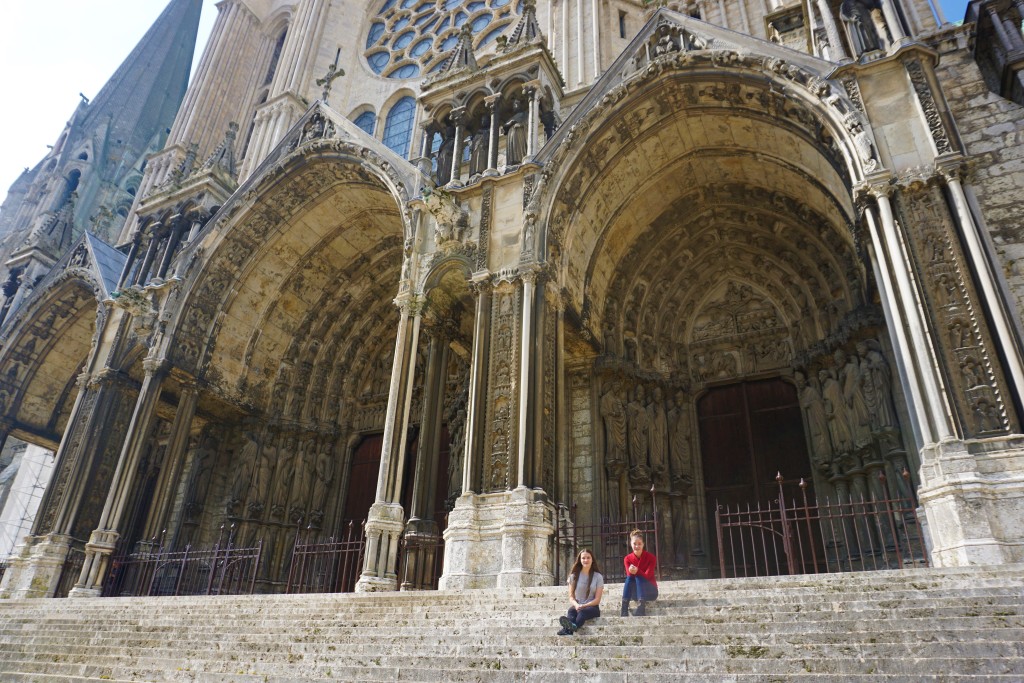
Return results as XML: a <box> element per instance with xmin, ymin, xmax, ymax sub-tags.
<box><xmin>2</xmin><ymin>0</ymin><xmax>1024</xmax><ymax>598</ymax></box>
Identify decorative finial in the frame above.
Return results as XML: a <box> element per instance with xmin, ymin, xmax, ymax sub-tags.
<box><xmin>316</xmin><ymin>61</ymin><xmax>345</xmax><ymax>104</ymax></box>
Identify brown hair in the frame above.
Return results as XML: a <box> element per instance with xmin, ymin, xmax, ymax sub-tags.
<box><xmin>569</xmin><ymin>548</ymin><xmax>602</xmax><ymax>599</ymax></box>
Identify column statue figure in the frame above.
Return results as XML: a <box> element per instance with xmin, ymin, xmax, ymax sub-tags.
<box><xmin>503</xmin><ymin>100</ymin><xmax>528</xmax><ymax>166</ymax></box>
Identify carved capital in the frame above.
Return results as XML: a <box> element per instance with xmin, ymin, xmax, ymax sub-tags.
<box><xmin>484</xmin><ymin>94</ymin><xmax>503</xmax><ymax>112</ymax></box>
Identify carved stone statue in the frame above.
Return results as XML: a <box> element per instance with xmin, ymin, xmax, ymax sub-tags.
<box><xmin>648</xmin><ymin>386</ymin><xmax>669</xmax><ymax>480</ymax></box>
<box><xmin>311</xmin><ymin>441</ymin><xmax>335</xmax><ymax>515</ymax></box>
<box><xmin>184</xmin><ymin>435</ymin><xmax>217</xmax><ymax>519</ymax></box>
<box><xmin>667</xmin><ymin>391</ymin><xmax>693</xmax><ymax>488</ymax></box>
<box><xmin>836</xmin><ymin>348</ymin><xmax>872</xmax><ymax>449</ymax></box>
<box><xmin>272</xmin><ymin>436</ymin><xmax>297</xmax><ymax>515</ymax></box>
<box><xmin>627</xmin><ymin>384</ymin><xmax>651</xmax><ymax>480</ymax></box>
<box><xmin>858</xmin><ymin>340</ymin><xmax>897</xmax><ymax>433</ymax></box>
<box><xmin>230</xmin><ymin>430</ymin><xmax>260</xmax><ymax>509</ymax></box>
<box><xmin>249</xmin><ymin>433</ymin><xmax>276</xmax><ymax>512</ymax></box>
<box><xmin>820</xmin><ymin>368</ymin><xmax>853</xmax><ymax>456</ymax></box>
<box><xmin>469</xmin><ymin>116</ymin><xmax>489</xmax><ymax>176</ymax></box>
<box><xmin>796</xmin><ymin>371</ymin><xmax>832</xmax><ymax>471</ymax></box>
<box><xmin>600</xmin><ymin>380</ymin><xmax>627</xmax><ymax>465</ymax></box>
<box><xmin>503</xmin><ymin>100</ymin><xmax>528</xmax><ymax>166</ymax></box>
<box><xmin>436</xmin><ymin>124</ymin><xmax>456</xmax><ymax>185</ymax></box>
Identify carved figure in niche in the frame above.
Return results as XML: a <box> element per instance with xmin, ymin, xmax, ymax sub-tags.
<box><xmin>603</xmin><ymin>322</ymin><xmax>618</xmax><ymax>356</ymax></box>
<box><xmin>937</xmin><ymin>272</ymin><xmax>959</xmax><ymax>307</ymax></box>
<box><xmin>503</xmin><ymin>99</ymin><xmax>528</xmax><ymax>166</ymax></box>
<box><xmin>648</xmin><ymin>386</ymin><xmax>669</xmax><ymax>480</ymax></box>
<box><xmin>230</xmin><ymin>430</ymin><xmax>260</xmax><ymax>509</ymax></box>
<box><xmin>184</xmin><ymin>435</ymin><xmax>217</xmax><ymax>519</ymax></box>
<box><xmin>850</xmin><ymin>121</ymin><xmax>878</xmax><ymax>170</ymax></box>
<box><xmin>820</xmin><ymin>368</ymin><xmax>853</xmax><ymax>456</ymax></box>
<box><xmin>653</xmin><ymin>24</ymin><xmax>677</xmax><ymax>56</ymax></box>
<box><xmin>627</xmin><ymin>384</ymin><xmax>651</xmax><ymax>480</ymax></box>
<box><xmin>973</xmin><ymin>397</ymin><xmax>1002</xmax><ymax>433</ymax></box>
<box><xmin>796</xmin><ymin>371</ymin><xmax>832</xmax><ymax>471</ymax></box>
<box><xmin>857</xmin><ymin>340</ymin><xmax>897</xmax><ymax>432</ymax></box>
<box><xmin>960</xmin><ymin>356</ymin><xmax>984</xmax><ymax>388</ymax></box>
<box><xmin>839</xmin><ymin>0</ymin><xmax>886</xmax><ymax>55</ymax></box>
<box><xmin>540</xmin><ymin>108</ymin><xmax>559</xmax><ymax>140</ymax></box>
<box><xmin>436</xmin><ymin>123</ymin><xmax>456</xmax><ymax>185</ymax></box>
<box><xmin>836</xmin><ymin>348</ymin><xmax>872</xmax><ymax>449</ymax></box>
<box><xmin>293</xmin><ymin>439</ymin><xmax>317</xmax><ymax>514</ymax></box>
<box><xmin>272</xmin><ymin>436</ymin><xmax>297</xmax><ymax>515</ymax></box>
<box><xmin>667</xmin><ymin>390</ymin><xmax>693</xmax><ymax>488</ymax></box>
<box><xmin>311</xmin><ymin>441</ymin><xmax>335</xmax><ymax>515</ymax></box>
<box><xmin>249</xmin><ymin>432</ymin><xmax>276</xmax><ymax>513</ymax></box>
<box><xmin>469</xmin><ymin>116</ymin><xmax>490</xmax><ymax>176</ymax></box>
<box><xmin>600</xmin><ymin>380</ymin><xmax>628</xmax><ymax>465</ymax></box>
<box><xmin>949</xmin><ymin>318</ymin><xmax>973</xmax><ymax>349</ymax></box>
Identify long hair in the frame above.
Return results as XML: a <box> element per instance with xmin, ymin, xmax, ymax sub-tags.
<box><xmin>569</xmin><ymin>548</ymin><xmax>601</xmax><ymax>598</ymax></box>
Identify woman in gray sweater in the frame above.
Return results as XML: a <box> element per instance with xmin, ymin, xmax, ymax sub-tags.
<box><xmin>558</xmin><ymin>549</ymin><xmax>605</xmax><ymax>635</ymax></box>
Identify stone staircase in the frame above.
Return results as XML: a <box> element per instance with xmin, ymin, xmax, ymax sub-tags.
<box><xmin>0</xmin><ymin>564</ymin><xmax>1022</xmax><ymax>682</ymax></box>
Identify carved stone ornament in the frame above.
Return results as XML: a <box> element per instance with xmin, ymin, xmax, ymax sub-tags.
<box><xmin>422</xmin><ymin>186</ymin><xmax>469</xmax><ymax>247</ymax></box>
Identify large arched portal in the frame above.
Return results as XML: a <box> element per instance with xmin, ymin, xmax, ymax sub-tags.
<box><xmin>543</xmin><ymin>53</ymin><xmax>916</xmax><ymax>577</ymax></box>
<box><xmin>133</xmin><ymin>145</ymin><xmax>418</xmax><ymax>590</ymax></box>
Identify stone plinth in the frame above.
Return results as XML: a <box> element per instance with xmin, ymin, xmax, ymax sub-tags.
<box><xmin>0</xmin><ymin>534</ymin><xmax>73</xmax><ymax>599</ymax></box>
<box><xmin>918</xmin><ymin>438</ymin><xmax>1024</xmax><ymax>566</ymax></box>
<box><xmin>440</xmin><ymin>487</ymin><xmax>555</xmax><ymax>589</ymax></box>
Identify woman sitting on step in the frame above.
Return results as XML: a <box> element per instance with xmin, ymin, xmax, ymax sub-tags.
<box><xmin>558</xmin><ymin>549</ymin><xmax>604</xmax><ymax>636</ymax></box>
<box><xmin>622</xmin><ymin>529</ymin><xmax>658</xmax><ymax>616</ymax></box>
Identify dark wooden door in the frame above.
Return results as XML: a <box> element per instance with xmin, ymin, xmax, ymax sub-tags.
<box><xmin>698</xmin><ymin>377</ymin><xmax>812</xmax><ymax>575</ymax></box>
<box><xmin>342</xmin><ymin>433</ymin><xmax>383</xmax><ymax>523</ymax></box>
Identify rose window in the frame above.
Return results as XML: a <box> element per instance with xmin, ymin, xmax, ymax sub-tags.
<box><xmin>364</xmin><ymin>0</ymin><xmax>522</xmax><ymax>79</ymax></box>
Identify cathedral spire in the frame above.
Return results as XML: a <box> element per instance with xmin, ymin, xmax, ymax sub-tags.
<box><xmin>81</xmin><ymin>0</ymin><xmax>203</xmax><ymax>157</ymax></box>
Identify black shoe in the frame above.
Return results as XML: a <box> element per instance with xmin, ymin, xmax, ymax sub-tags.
<box><xmin>634</xmin><ymin>601</ymin><xmax>646</xmax><ymax>616</ymax></box>
<box><xmin>620</xmin><ymin>602</ymin><xmax>630</xmax><ymax>617</ymax></box>
<box><xmin>557</xmin><ymin>628</ymin><xmax>572</xmax><ymax>636</ymax></box>
<box><xmin>559</xmin><ymin>616</ymin><xmax>575</xmax><ymax>632</ymax></box>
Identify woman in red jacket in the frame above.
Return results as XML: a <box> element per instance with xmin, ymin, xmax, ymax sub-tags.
<box><xmin>621</xmin><ymin>529</ymin><xmax>658</xmax><ymax>616</ymax></box>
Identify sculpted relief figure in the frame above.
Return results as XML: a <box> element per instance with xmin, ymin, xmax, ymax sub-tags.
<box><xmin>600</xmin><ymin>380</ymin><xmax>628</xmax><ymax>466</ymax></box>
<box><xmin>311</xmin><ymin>441</ymin><xmax>335</xmax><ymax>519</ymax></box>
<box><xmin>627</xmin><ymin>384</ymin><xmax>651</xmax><ymax>481</ymax></box>
<box><xmin>858</xmin><ymin>340</ymin><xmax>897</xmax><ymax>432</ymax></box>
<box><xmin>249</xmin><ymin>433</ymin><xmax>276</xmax><ymax>514</ymax></box>
<box><xmin>436</xmin><ymin>123</ymin><xmax>456</xmax><ymax>185</ymax></box>
<box><xmin>820</xmin><ymin>368</ymin><xmax>853</xmax><ymax>456</ymax></box>
<box><xmin>469</xmin><ymin>116</ymin><xmax>489</xmax><ymax>176</ymax></box>
<box><xmin>230</xmin><ymin>430</ymin><xmax>260</xmax><ymax>510</ymax></box>
<box><xmin>796</xmin><ymin>371</ymin><xmax>832</xmax><ymax>471</ymax></box>
<box><xmin>667</xmin><ymin>391</ymin><xmax>693</xmax><ymax>488</ymax></box>
<box><xmin>836</xmin><ymin>348</ymin><xmax>872</xmax><ymax>449</ymax></box>
<box><xmin>503</xmin><ymin>99</ymin><xmax>528</xmax><ymax>166</ymax></box>
<box><xmin>273</xmin><ymin>436</ymin><xmax>297</xmax><ymax>515</ymax></box>
<box><xmin>185</xmin><ymin>435</ymin><xmax>217</xmax><ymax>519</ymax></box>
<box><xmin>648</xmin><ymin>386</ymin><xmax>669</xmax><ymax>480</ymax></box>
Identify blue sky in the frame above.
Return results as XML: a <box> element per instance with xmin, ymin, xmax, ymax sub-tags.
<box><xmin>0</xmin><ymin>0</ymin><xmax>970</xmax><ymax>207</ymax></box>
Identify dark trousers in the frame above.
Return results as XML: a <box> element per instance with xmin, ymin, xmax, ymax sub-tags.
<box><xmin>567</xmin><ymin>605</ymin><xmax>601</xmax><ymax>629</ymax></box>
<box><xmin>622</xmin><ymin>575</ymin><xmax>658</xmax><ymax>603</ymax></box>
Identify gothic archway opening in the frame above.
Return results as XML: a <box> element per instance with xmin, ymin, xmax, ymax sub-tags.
<box><xmin>547</xmin><ymin>65</ymin><xmax>917</xmax><ymax>579</ymax></box>
<box><xmin>150</xmin><ymin>155</ymin><xmax>411</xmax><ymax>591</ymax></box>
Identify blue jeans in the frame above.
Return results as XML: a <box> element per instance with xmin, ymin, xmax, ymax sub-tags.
<box><xmin>622</xmin><ymin>575</ymin><xmax>658</xmax><ymax>603</ymax></box>
<box><xmin>567</xmin><ymin>605</ymin><xmax>600</xmax><ymax>629</ymax></box>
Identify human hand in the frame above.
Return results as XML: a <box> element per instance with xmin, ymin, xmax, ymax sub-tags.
<box><xmin>628</xmin><ymin>564</ymin><xmax>638</xmax><ymax>575</ymax></box>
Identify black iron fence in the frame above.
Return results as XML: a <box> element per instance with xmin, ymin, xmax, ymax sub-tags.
<box><xmin>715</xmin><ymin>471</ymin><xmax>927</xmax><ymax>578</ymax></box>
<box><xmin>285</xmin><ymin>520</ymin><xmax>366</xmax><ymax>594</ymax></box>
<box><xmin>103</xmin><ymin>527</ymin><xmax>262</xmax><ymax>597</ymax></box>
<box><xmin>54</xmin><ymin>543</ymin><xmax>86</xmax><ymax>598</ymax></box>
<box><xmin>555</xmin><ymin>490</ymin><xmax>660</xmax><ymax>584</ymax></box>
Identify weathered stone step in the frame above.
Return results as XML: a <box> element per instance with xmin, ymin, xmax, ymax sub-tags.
<box><xmin>1</xmin><ymin>648</ymin><xmax>1022</xmax><ymax>679</ymax></box>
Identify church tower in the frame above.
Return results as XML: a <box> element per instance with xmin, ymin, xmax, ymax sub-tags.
<box><xmin>0</xmin><ymin>0</ymin><xmax>203</xmax><ymax>324</ymax></box>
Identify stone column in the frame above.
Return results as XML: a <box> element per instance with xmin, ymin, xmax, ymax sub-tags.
<box><xmin>116</xmin><ymin>233</ymin><xmax>143</xmax><ymax>289</ymax></box>
<box><xmin>862</xmin><ymin>211</ymin><xmax>931</xmax><ymax>447</ymax></box>
<box><xmin>816</xmin><ymin>0</ymin><xmax>849</xmax><ymax>61</ymax></box>
<box><xmin>138</xmin><ymin>381</ymin><xmax>199</xmax><ymax>545</ymax></box>
<box><xmin>986</xmin><ymin>5</ymin><xmax>1019</xmax><ymax>54</ymax></box>
<box><xmin>879</xmin><ymin>0</ymin><xmax>907</xmax><ymax>44</ymax></box>
<box><xmin>156</xmin><ymin>214</ymin><xmax>188</xmax><ymax>281</ymax></box>
<box><xmin>461</xmin><ymin>278</ymin><xmax>491</xmax><ymax>495</ymax></box>
<box><xmin>357</xmin><ymin>297</ymin><xmax>423</xmax><ymax>591</ymax></box>
<box><xmin>69</xmin><ymin>358</ymin><xmax>167</xmax><ymax>597</ymax></box>
<box><xmin>517</xmin><ymin>269</ymin><xmax>538</xmax><ymax>488</ymax></box>
<box><xmin>401</xmin><ymin>328</ymin><xmax>449</xmax><ymax>590</ymax></box>
<box><xmin>132</xmin><ymin>226</ymin><xmax>164</xmax><ymax>286</ymax></box>
<box><xmin>866</xmin><ymin>182</ymin><xmax>954</xmax><ymax>443</ymax></box>
<box><xmin>523</xmin><ymin>84</ymin><xmax>539</xmax><ymax>161</ymax></box>
<box><xmin>448</xmin><ymin>107</ymin><xmax>467</xmax><ymax>187</ymax></box>
<box><xmin>484</xmin><ymin>95</ymin><xmax>502</xmax><ymax>175</ymax></box>
<box><xmin>939</xmin><ymin>166</ymin><xmax>1024</xmax><ymax>402</ymax></box>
